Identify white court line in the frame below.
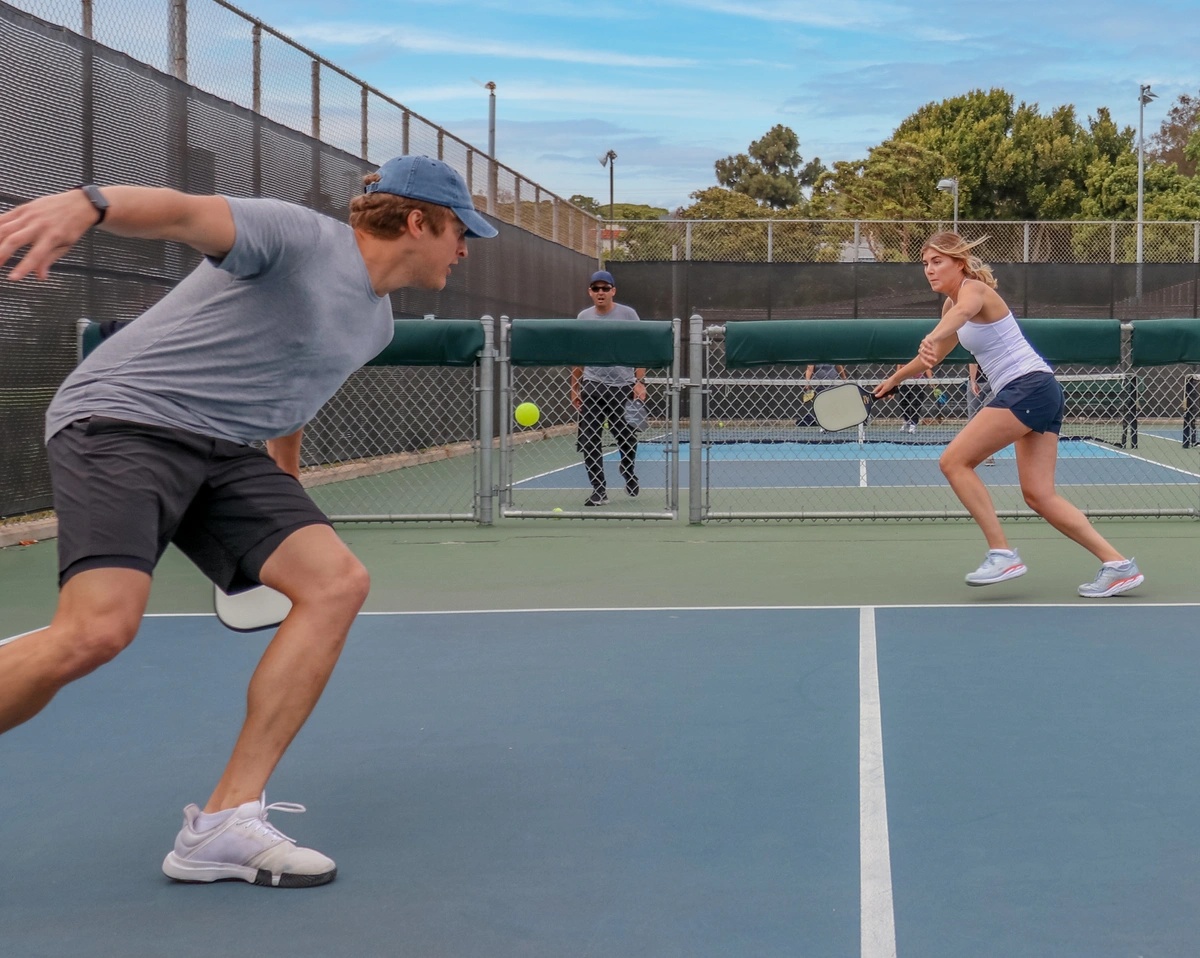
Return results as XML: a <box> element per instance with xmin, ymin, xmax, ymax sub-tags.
<box><xmin>859</xmin><ymin>606</ymin><xmax>898</xmax><ymax>958</ymax></box>
<box><xmin>6</xmin><ymin>602</ymin><xmax>1199</xmax><ymax>645</ymax></box>
<box><xmin>1082</xmin><ymin>439</ymin><xmax>1200</xmax><ymax>480</ymax></box>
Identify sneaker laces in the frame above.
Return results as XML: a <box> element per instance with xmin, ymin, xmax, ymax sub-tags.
<box><xmin>242</xmin><ymin>799</ymin><xmax>308</xmax><ymax>845</ymax></box>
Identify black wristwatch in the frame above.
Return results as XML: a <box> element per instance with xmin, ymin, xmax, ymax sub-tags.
<box><xmin>75</xmin><ymin>184</ymin><xmax>109</xmax><ymax>225</ymax></box>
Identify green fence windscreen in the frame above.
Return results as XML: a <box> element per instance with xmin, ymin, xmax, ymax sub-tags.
<box><xmin>509</xmin><ymin>319</ymin><xmax>674</xmax><ymax>367</ymax></box>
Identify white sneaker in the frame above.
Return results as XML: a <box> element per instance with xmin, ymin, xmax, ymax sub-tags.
<box><xmin>162</xmin><ymin>794</ymin><xmax>336</xmax><ymax>887</ymax></box>
<box><xmin>965</xmin><ymin>549</ymin><xmax>1027</xmax><ymax>586</ymax></box>
<box><xmin>1078</xmin><ymin>559</ymin><xmax>1144</xmax><ymax>598</ymax></box>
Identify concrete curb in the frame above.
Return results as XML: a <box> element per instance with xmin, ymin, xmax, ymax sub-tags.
<box><xmin>0</xmin><ymin>517</ymin><xmax>58</xmax><ymax>548</ymax></box>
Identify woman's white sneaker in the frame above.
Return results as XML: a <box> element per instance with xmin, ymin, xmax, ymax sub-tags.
<box><xmin>162</xmin><ymin>793</ymin><xmax>336</xmax><ymax>888</ymax></box>
<box><xmin>965</xmin><ymin>549</ymin><xmax>1027</xmax><ymax>586</ymax></box>
<box><xmin>1078</xmin><ymin>559</ymin><xmax>1144</xmax><ymax>598</ymax></box>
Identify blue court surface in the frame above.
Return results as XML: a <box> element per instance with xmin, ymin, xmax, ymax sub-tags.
<box><xmin>3</xmin><ymin>605</ymin><xmax>1199</xmax><ymax>957</ymax></box>
<box><xmin>516</xmin><ymin>439</ymin><xmax>1200</xmax><ymax>490</ymax></box>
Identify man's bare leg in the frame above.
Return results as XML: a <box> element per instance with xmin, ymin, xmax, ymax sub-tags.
<box><xmin>202</xmin><ymin>524</ymin><xmax>370</xmax><ymax>812</ymax></box>
<box><xmin>0</xmin><ymin>568</ymin><xmax>150</xmax><ymax>735</ymax></box>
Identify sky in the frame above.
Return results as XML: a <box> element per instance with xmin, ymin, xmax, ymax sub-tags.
<box><xmin>233</xmin><ymin>0</ymin><xmax>1198</xmax><ymax>212</ymax></box>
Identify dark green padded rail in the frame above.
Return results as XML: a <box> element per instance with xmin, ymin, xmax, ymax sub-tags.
<box><xmin>366</xmin><ymin>319</ymin><xmax>485</xmax><ymax>367</ymax></box>
<box><xmin>80</xmin><ymin>320</ymin><xmax>104</xmax><ymax>359</ymax></box>
<box><xmin>509</xmin><ymin>319</ymin><xmax>675</xmax><ymax>367</ymax></box>
<box><xmin>724</xmin><ymin>318</ymin><xmax>1123</xmax><ymax>367</ymax></box>
<box><xmin>81</xmin><ymin>319</ymin><xmax>486</xmax><ymax>366</ymax></box>
<box><xmin>1129</xmin><ymin>319</ymin><xmax>1200</xmax><ymax>366</ymax></box>
<box><xmin>724</xmin><ymin>319</ymin><xmax>967</xmax><ymax>366</ymax></box>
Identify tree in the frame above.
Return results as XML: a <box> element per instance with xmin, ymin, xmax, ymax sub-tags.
<box><xmin>1147</xmin><ymin>90</ymin><xmax>1200</xmax><ymax>177</ymax></box>
<box><xmin>820</xmin><ymin>89</ymin><xmax>1143</xmax><ymax>227</ymax></box>
<box><xmin>713</xmin><ymin>124</ymin><xmax>824</xmax><ymax>210</ymax></box>
<box><xmin>569</xmin><ymin>194</ymin><xmax>601</xmax><ymax>215</ymax></box>
<box><xmin>611</xmin><ymin>203</ymin><xmax>668</xmax><ymax>220</ymax></box>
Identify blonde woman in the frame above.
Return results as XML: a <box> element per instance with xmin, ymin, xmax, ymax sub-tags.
<box><xmin>875</xmin><ymin>232</ymin><xmax>1143</xmax><ymax>597</ymax></box>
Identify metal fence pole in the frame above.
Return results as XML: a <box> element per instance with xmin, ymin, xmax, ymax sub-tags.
<box><xmin>670</xmin><ymin>318</ymin><xmax>682</xmax><ymax>514</ymax></box>
<box><xmin>478</xmin><ymin>315</ymin><xmax>495</xmax><ymax>524</ymax></box>
<box><xmin>251</xmin><ymin>22</ymin><xmax>262</xmax><ymax>193</ymax></box>
<box><xmin>359</xmin><ymin>84</ymin><xmax>368</xmax><ymax>159</ymax></box>
<box><xmin>496</xmin><ymin>317</ymin><xmax>512</xmax><ymax>507</ymax></box>
<box><xmin>310</xmin><ymin>59</ymin><xmax>320</xmax><ymax>140</ymax></box>
<box><xmin>310</xmin><ymin>59</ymin><xmax>321</xmax><ymax>205</ymax></box>
<box><xmin>169</xmin><ymin>0</ymin><xmax>187</xmax><ymax>81</ymax></box>
<box><xmin>687</xmin><ymin>314</ymin><xmax>704</xmax><ymax>523</ymax></box>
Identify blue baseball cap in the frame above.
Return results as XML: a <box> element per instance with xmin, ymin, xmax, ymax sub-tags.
<box><xmin>590</xmin><ymin>270</ymin><xmax>615</xmax><ymax>285</ymax></box>
<box><xmin>365</xmin><ymin>155</ymin><xmax>498</xmax><ymax>239</ymax></box>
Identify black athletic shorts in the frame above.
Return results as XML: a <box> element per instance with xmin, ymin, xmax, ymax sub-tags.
<box><xmin>987</xmin><ymin>371</ymin><xmax>1065</xmax><ymax>435</ymax></box>
<box><xmin>46</xmin><ymin>417</ymin><xmax>330</xmax><ymax>590</ymax></box>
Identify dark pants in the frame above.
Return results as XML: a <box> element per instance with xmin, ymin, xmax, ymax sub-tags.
<box><xmin>577</xmin><ymin>381</ymin><xmax>638</xmax><ymax>494</ymax></box>
<box><xmin>897</xmin><ymin>384</ymin><xmax>926</xmax><ymax>425</ymax></box>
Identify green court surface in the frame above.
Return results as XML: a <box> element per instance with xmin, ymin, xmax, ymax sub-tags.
<box><xmin>2</xmin><ymin>519</ymin><xmax>1199</xmax><ymax>637</ymax></box>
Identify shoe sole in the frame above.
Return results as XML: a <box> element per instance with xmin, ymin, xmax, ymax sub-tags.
<box><xmin>1078</xmin><ymin>573</ymin><xmax>1144</xmax><ymax>598</ymax></box>
<box><xmin>965</xmin><ymin>564</ymin><xmax>1027</xmax><ymax>586</ymax></box>
<box><xmin>163</xmin><ymin>853</ymin><xmax>336</xmax><ymax>888</ymax></box>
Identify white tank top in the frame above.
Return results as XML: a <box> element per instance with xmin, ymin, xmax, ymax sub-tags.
<box><xmin>955</xmin><ymin>312</ymin><xmax>1051</xmax><ymax>394</ymax></box>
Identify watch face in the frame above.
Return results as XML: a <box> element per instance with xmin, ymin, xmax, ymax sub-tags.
<box><xmin>81</xmin><ymin>185</ymin><xmax>109</xmax><ymax>210</ymax></box>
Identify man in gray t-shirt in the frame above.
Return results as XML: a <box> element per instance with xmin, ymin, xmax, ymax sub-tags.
<box><xmin>0</xmin><ymin>155</ymin><xmax>496</xmax><ymax>888</ymax></box>
<box><xmin>569</xmin><ymin>270</ymin><xmax>646</xmax><ymax>506</ymax></box>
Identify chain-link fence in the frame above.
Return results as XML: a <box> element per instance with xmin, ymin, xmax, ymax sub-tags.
<box><xmin>0</xmin><ymin>1</ymin><xmax>595</xmax><ymax>521</ymax></box>
<box><xmin>498</xmin><ymin>319</ymin><xmax>681</xmax><ymax>519</ymax></box>
<box><xmin>689</xmin><ymin>319</ymin><xmax>1199</xmax><ymax>521</ymax></box>
<box><xmin>6</xmin><ymin>0</ymin><xmax>602</xmax><ymax>256</ymax></box>
<box><xmin>65</xmin><ymin>317</ymin><xmax>1200</xmax><ymax>525</ymax></box>
<box><xmin>609</xmin><ymin>259</ymin><xmax>1200</xmax><ymax>327</ymax></box>
<box><xmin>606</xmin><ymin>219</ymin><xmax>1200</xmax><ymax>266</ymax></box>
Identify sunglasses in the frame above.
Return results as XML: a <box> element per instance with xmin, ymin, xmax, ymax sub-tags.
<box><xmin>589</xmin><ymin>284</ymin><xmax>614</xmax><ymax>292</ymax></box>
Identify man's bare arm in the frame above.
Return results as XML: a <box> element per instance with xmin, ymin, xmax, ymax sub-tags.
<box><xmin>0</xmin><ymin>186</ymin><xmax>236</xmax><ymax>282</ymax></box>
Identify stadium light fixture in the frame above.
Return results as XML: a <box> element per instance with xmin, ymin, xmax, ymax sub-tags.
<box><xmin>937</xmin><ymin>177</ymin><xmax>959</xmax><ymax>231</ymax></box>
<box><xmin>1137</xmin><ymin>83</ymin><xmax>1158</xmax><ymax>302</ymax></box>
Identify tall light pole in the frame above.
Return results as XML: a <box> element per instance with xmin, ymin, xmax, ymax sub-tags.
<box><xmin>1137</xmin><ymin>83</ymin><xmax>1158</xmax><ymax>302</ymax></box>
<box><xmin>485</xmin><ymin>81</ymin><xmax>496</xmax><ymax>158</ymax></box>
<box><xmin>937</xmin><ymin>177</ymin><xmax>959</xmax><ymax>231</ymax></box>
<box><xmin>600</xmin><ymin>149</ymin><xmax>617</xmax><ymax>253</ymax></box>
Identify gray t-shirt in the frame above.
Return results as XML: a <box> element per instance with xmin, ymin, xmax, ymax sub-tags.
<box><xmin>46</xmin><ymin>198</ymin><xmax>394</xmax><ymax>444</ymax></box>
<box><xmin>576</xmin><ymin>302</ymin><xmax>641</xmax><ymax>385</ymax></box>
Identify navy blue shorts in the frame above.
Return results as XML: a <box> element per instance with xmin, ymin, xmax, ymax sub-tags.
<box><xmin>47</xmin><ymin>417</ymin><xmax>330</xmax><ymax>590</ymax></box>
<box><xmin>987</xmin><ymin>371</ymin><xmax>1065</xmax><ymax>434</ymax></box>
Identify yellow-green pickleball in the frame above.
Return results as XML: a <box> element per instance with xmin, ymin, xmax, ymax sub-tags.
<box><xmin>514</xmin><ymin>402</ymin><xmax>541</xmax><ymax>427</ymax></box>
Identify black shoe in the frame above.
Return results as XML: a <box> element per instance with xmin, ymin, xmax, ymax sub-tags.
<box><xmin>584</xmin><ymin>491</ymin><xmax>608</xmax><ymax>507</ymax></box>
<box><xmin>624</xmin><ymin>475</ymin><xmax>640</xmax><ymax>497</ymax></box>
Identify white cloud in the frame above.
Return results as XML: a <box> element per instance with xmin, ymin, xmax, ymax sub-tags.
<box><xmin>286</xmin><ymin>23</ymin><xmax>695</xmax><ymax>68</ymax></box>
